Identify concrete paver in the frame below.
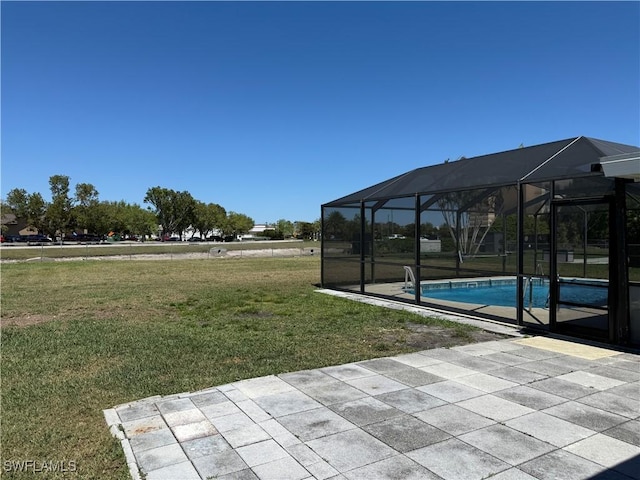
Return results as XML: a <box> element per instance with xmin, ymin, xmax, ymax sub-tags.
<box><xmin>135</xmin><ymin>443</ymin><xmax>189</xmax><ymax>474</ymax></box>
<box><xmin>251</xmin><ymin>455</ymin><xmax>311</xmax><ymax>480</ymax></box>
<box><xmin>564</xmin><ymin>434</ymin><xmax>640</xmax><ymax>478</ymax></box>
<box><xmin>302</xmin><ymin>381</ymin><xmax>368</xmax><ymax>406</ymax></box>
<box><xmin>452</xmin><ymin>371</ymin><xmax>519</xmax><ymax>392</ymax></box>
<box><xmin>329</xmin><ymin>396</ymin><xmax>403</xmax><ymax>427</ymax></box>
<box><xmin>105</xmin><ymin>335</ymin><xmax>639</xmax><ymax>479</ymax></box>
<box><xmin>342</xmin><ymin>455</ymin><xmax>439</xmax><ymax>480</ymax></box>
<box><xmin>156</xmin><ymin>398</ymin><xmax>197</xmax><ymax>415</ymax></box>
<box><xmin>604</xmin><ymin>420</ymin><xmax>640</xmax><ymax>447</ymax></box>
<box><xmin>277</xmin><ymin>407</ymin><xmax>354</xmax><ymax>442</ymax></box>
<box><xmin>406</xmin><ymin>437</ymin><xmax>510</xmax><ymax>480</ymax></box>
<box><xmin>505</xmin><ymin>412</ymin><xmax>597</xmax><ymax>447</ymax></box>
<box><xmin>321</xmin><ymin>363</ymin><xmax>376</xmax><ymax>381</ymax></box>
<box><xmin>416</xmin><ymin>379</ymin><xmax>485</xmax><ymax>402</ymax></box>
<box><xmin>306</xmin><ymin>429</ymin><xmax>396</xmax><ymax>472</ymax></box>
<box><xmin>254</xmin><ymin>390</ymin><xmax>322</xmax><ymax>418</ymax></box>
<box><xmin>171</xmin><ymin>420</ymin><xmax>217</xmax><ymax>442</ymax></box>
<box><xmin>488</xmin><ymin>365</ymin><xmax>548</xmax><ymax>384</ymax></box>
<box><xmin>577</xmin><ymin>390</ymin><xmax>640</xmax><ymax>418</ymax></box>
<box><xmin>494</xmin><ymin>384</ymin><xmax>567</xmax><ymax>409</ymax></box>
<box><xmin>145</xmin><ymin>461</ymin><xmax>201</xmax><ymax>480</ymax></box>
<box><xmin>374</xmin><ymin>387</ymin><xmax>446</xmax><ymax>413</ymax></box>
<box><xmin>191</xmin><ymin>449</ymin><xmax>248</xmax><ymax>478</ymax></box>
<box><xmin>456</xmin><ymin>394</ymin><xmax>536</xmax><ymax>422</ymax></box>
<box><xmin>527</xmin><ymin>375</ymin><xmax>599</xmax><ymax>399</ymax></box>
<box><xmin>222</xmin><ymin>423</ymin><xmax>272</xmax><ymax>449</ymax></box>
<box><xmin>489</xmin><ymin>468</ymin><xmax>539</xmax><ymax>480</ymax></box>
<box><xmin>128</xmin><ymin>428</ymin><xmax>177</xmax><ymax>452</ymax></box>
<box><xmin>458</xmin><ymin>424</ymin><xmax>555</xmax><ymax>465</ymax></box>
<box><xmin>362</xmin><ymin>415</ymin><xmax>451</xmax><ymax>453</ymax></box>
<box><xmin>236</xmin><ymin>439</ymin><xmax>290</xmax><ymax>468</ymax></box>
<box><xmin>342</xmin><ymin>374</ymin><xmax>407</xmax><ymax>396</ymax></box>
<box><xmin>543</xmin><ymin>401</ymin><xmax>630</xmax><ymax>432</ymax></box>
<box><xmin>414</xmin><ymin>403</ymin><xmax>496</xmax><ymax>436</ymax></box>
<box><xmin>519</xmin><ymin>449</ymin><xmax>630</xmax><ymax>480</ymax></box>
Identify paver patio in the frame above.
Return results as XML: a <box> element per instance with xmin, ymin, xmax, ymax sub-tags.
<box><xmin>105</xmin><ymin>334</ymin><xmax>639</xmax><ymax>480</ymax></box>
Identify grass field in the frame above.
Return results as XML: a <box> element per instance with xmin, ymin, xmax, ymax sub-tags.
<box><xmin>0</xmin><ymin>240</ymin><xmax>312</xmax><ymax>261</ymax></box>
<box><xmin>0</xmin><ymin>255</ymin><xmax>484</xmax><ymax>479</ymax></box>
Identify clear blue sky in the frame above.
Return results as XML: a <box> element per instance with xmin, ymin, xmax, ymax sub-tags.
<box><xmin>2</xmin><ymin>1</ymin><xmax>639</xmax><ymax>224</ymax></box>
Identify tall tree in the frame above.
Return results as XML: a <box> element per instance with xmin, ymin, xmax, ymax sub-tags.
<box><xmin>73</xmin><ymin>183</ymin><xmax>100</xmax><ymax>233</ymax></box>
<box><xmin>125</xmin><ymin>204</ymin><xmax>158</xmax><ymax>240</ymax></box>
<box><xmin>192</xmin><ymin>201</ymin><xmax>227</xmax><ymax>239</ymax></box>
<box><xmin>323</xmin><ymin>211</ymin><xmax>348</xmax><ymax>240</ymax></box>
<box><xmin>45</xmin><ymin>175</ymin><xmax>73</xmax><ymax>240</ymax></box>
<box><xmin>226</xmin><ymin>212</ymin><xmax>254</xmax><ymax>238</ymax></box>
<box><xmin>144</xmin><ymin>187</ymin><xmax>174</xmax><ymax>237</ymax></box>
<box><xmin>25</xmin><ymin>193</ymin><xmax>48</xmax><ymax>235</ymax></box>
<box><xmin>5</xmin><ymin>188</ymin><xmax>49</xmax><ymax>235</ymax></box>
<box><xmin>210</xmin><ymin>203</ymin><xmax>227</xmax><ymax>233</ymax></box>
<box><xmin>295</xmin><ymin>221</ymin><xmax>314</xmax><ymax>239</ymax></box>
<box><xmin>144</xmin><ymin>187</ymin><xmax>195</xmax><ymax>239</ymax></box>
<box><xmin>5</xmin><ymin>188</ymin><xmax>29</xmax><ymax>218</ymax></box>
<box><xmin>437</xmin><ymin>190</ymin><xmax>504</xmax><ymax>256</ymax></box>
<box><xmin>276</xmin><ymin>219</ymin><xmax>294</xmax><ymax>238</ymax></box>
<box><xmin>173</xmin><ymin>191</ymin><xmax>196</xmax><ymax>239</ymax></box>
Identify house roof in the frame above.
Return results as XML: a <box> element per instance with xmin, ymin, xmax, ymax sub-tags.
<box><xmin>1</xmin><ymin>213</ymin><xmax>17</xmax><ymax>225</ymax></box>
<box><xmin>324</xmin><ymin>136</ymin><xmax>639</xmax><ymax>206</ymax></box>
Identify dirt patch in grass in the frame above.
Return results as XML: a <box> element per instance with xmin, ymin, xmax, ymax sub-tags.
<box><xmin>400</xmin><ymin>322</ymin><xmax>507</xmax><ymax>350</ymax></box>
<box><xmin>0</xmin><ymin>313</ymin><xmax>57</xmax><ymax>328</ymax></box>
<box><xmin>363</xmin><ymin>322</ymin><xmax>509</xmax><ymax>354</ymax></box>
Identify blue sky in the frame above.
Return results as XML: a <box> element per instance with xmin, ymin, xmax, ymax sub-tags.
<box><xmin>2</xmin><ymin>1</ymin><xmax>639</xmax><ymax>224</ymax></box>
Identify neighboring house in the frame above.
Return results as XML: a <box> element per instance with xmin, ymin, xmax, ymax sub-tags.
<box><xmin>248</xmin><ymin>224</ymin><xmax>273</xmax><ymax>235</ymax></box>
<box><xmin>240</xmin><ymin>224</ymin><xmax>274</xmax><ymax>240</ymax></box>
<box><xmin>1</xmin><ymin>214</ymin><xmax>36</xmax><ymax>237</ymax></box>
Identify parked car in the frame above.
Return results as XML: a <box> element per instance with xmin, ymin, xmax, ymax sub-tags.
<box><xmin>67</xmin><ymin>233</ymin><xmax>102</xmax><ymax>243</ymax></box>
<box><xmin>26</xmin><ymin>234</ymin><xmax>52</xmax><ymax>243</ymax></box>
<box><xmin>187</xmin><ymin>237</ymin><xmax>202</xmax><ymax>242</ymax></box>
<box><xmin>207</xmin><ymin>235</ymin><xmax>223</xmax><ymax>242</ymax></box>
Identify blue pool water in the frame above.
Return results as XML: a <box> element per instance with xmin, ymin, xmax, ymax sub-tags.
<box><xmin>420</xmin><ymin>281</ymin><xmax>607</xmax><ymax>308</ymax></box>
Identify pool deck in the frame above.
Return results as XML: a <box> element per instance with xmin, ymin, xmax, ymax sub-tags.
<box><xmin>104</xmin><ymin>295</ymin><xmax>639</xmax><ymax>480</ymax></box>
<box><xmin>362</xmin><ymin>279</ymin><xmax>541</xmax><ymax>323</ymax></box>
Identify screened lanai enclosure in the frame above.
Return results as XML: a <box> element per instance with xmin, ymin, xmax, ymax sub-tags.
<box><xmin>321</xmin><ymin>137</ymin><xmax>640</xmax><ymax>346</ymax></box>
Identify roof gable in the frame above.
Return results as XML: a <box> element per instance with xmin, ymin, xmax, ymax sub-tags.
<box><xmin>324</xmin><ymin>136</ymin><xmax>639</xmax><ymax>206</ymax></box>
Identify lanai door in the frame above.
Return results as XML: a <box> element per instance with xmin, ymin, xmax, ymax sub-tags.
<box><xmin>550</xmin><ymin>200</ymin><xmax>611</xmax><ymax>340</ymax></box>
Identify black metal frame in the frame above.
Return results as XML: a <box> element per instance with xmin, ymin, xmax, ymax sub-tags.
<box><xmin>321</xmin><ymin>138</ymin><xmax>638</xmax><ymax>345</ymax></box>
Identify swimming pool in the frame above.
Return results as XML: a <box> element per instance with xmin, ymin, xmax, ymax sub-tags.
<box><xmin>417</xmin><ymin>279</ymin><xmax>608</xmax><ymax>308</ymax></box>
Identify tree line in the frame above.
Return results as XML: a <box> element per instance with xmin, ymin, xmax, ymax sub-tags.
<box><xmin>2</xmin><ymin>175</ymin><xmax>320</xmax><ymax>241</ymax></box>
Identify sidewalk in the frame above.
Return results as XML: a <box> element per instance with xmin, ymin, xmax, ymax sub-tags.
<box><xmin>104</xmin><ymin>335</ymin><xmax>639</xmax><ymax>480</ymax></box>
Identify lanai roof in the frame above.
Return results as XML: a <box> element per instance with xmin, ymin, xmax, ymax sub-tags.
<box><xmin>324</xmin><ymin>136</ymin><xmax>639</xmax><ymax>206</ymax></box>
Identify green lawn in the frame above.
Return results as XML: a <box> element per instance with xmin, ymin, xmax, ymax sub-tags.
<box><xmin>0</xmin><ymin>240</ymin><xmax>313</xmax><ymax>261</ymax></box>
<box><xmin>0</xmin><ymin>256</ymin><xmax>479</xmax><ymax>479</ymax></box>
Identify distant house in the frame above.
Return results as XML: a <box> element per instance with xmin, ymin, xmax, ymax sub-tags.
<box><xmin>248</xmin><ymin>224</ymin><xmax>274</xmax><ymax>235</ymax></box>
<box><xmin>1</xmin><ymin>214</ymin><xmax>36</xmax><ymax>237</ymax></box>
<box><xmin>240</xmin><ymin>224</ymin><xmax>275</xmax><ymax>241</ymax></box>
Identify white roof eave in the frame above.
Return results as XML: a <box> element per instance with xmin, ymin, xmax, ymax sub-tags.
<box><xmin>600</xmin><ymin>153</ymin><xmax>640</xmax><ymax>182</ymax></box>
